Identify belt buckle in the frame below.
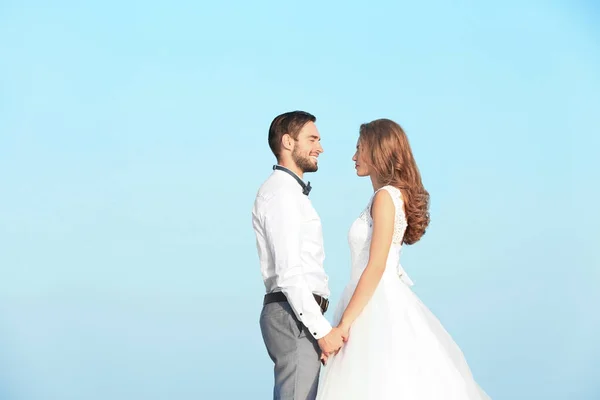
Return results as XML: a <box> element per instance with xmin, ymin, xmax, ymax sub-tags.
<box><xmin>320</xmin><ymin>297</ymin><xmax>329</xmax><ymax>313</ymax></box>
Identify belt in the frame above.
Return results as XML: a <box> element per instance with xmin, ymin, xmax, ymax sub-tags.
<box><xmin>263</xmin><ymin>291</ymin><xmax>329</xmax><ymax>314</ymax></box>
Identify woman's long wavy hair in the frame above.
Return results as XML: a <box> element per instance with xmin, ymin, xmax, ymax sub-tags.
<box><xmin>359</xmin><ymin>119</ymin><xmax>430</xmax><ymax>244</ymax></box>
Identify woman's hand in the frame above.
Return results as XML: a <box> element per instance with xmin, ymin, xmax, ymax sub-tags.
<box><xmin>337</xmin><ymin>321</ymin><xmax>350</xmax><ymax>344</ymax></box>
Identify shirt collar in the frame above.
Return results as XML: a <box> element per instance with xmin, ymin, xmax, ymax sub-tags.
<box><xmin>273</xmin><ymin>165</ymin><xmax>312</xmax><ymax>196</ymax></box>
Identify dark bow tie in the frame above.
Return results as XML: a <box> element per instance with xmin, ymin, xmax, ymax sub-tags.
<box><xmin>273</xmin><ymin>165</ymin><xmax>312</xmax><ymax>196</ymax></box>
<box><xmin>303</xmin><ymin>181</ymin><xmax>312</xmax><ymax>196</ymax></box>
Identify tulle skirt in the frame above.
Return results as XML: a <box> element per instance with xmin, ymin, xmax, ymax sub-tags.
<box><xmin>316</xmin><ymin>273</ymin><xmax>491</xmax><ymax>400</ymax></box>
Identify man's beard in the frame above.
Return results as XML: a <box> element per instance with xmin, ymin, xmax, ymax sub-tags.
<box><xmin>292</xmin><ymin>148</ymin><xmax>318</xmax><ymax>173</ymax></box>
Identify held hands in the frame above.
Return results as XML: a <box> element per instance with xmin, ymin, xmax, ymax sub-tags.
<box><xmin>318</xmin><ymin>323</ymin><xmax>350</xmax><ymax>365</ymax></box>
<box><xmin>317</xmin><ymin>327</ymin><xmax>344</xmax><ymax>356</ymax></box>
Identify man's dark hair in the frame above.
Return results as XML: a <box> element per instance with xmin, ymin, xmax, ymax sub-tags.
<box><xmin>268</xmin><ymin>111</ymin><xmax>316</xmax><ymax>159</ymax></box>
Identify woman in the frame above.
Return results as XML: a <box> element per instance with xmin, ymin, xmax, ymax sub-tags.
<box><xmin>316</xmin><ymin>119</ymin><xmax>490</xmax><ymax>399</ymax></box>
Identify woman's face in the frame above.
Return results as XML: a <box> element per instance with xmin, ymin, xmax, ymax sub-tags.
<box><xmin>352</xmin><ymin>139</ymin><xmax>371</xmax><ymax>177</ymax></box>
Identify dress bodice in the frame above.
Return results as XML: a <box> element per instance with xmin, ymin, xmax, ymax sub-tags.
<box><xmin>347</xmin><ymin>185</ymin><xmax>414</xmax><ymax>286</ymax></box>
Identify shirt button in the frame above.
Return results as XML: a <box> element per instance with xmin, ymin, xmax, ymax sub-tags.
<box><xmin>299</xmin><ymin>313</ymin><xmax>303</xmax><ymax>316</ymax></box>
<box><xmin>313</xmin><ymin>332</ymin><xmax>317</xmax><ymax>335</ymax></box>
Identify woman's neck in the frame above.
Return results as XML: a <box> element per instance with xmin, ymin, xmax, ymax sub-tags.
<box><xmin>371</xmin><ymin>175</ymin><xmax>384</xmax><ymax>191</ymax></box>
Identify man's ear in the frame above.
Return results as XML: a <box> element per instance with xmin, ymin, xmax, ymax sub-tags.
<box><xmin>281</xmin><ymin>133</ymin><xmax>294</xmax><ymax>151</ymax></box>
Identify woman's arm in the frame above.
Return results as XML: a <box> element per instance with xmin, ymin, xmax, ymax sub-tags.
<box><xmin>338</xmin><ymin>189</ymin><xmax>395</xmax><ymax>334</ymax></box>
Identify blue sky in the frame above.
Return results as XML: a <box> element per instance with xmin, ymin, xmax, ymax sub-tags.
<box><xmin>1</xmin><ymin>1</ymin><xmax>599</xmax><ymax>399</ymax></box>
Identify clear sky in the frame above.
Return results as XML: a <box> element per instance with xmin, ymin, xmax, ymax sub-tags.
<box><xmin>1</xmin><ymin>1</ymin><xmax>599</xmax><ymax>399</ymax></box>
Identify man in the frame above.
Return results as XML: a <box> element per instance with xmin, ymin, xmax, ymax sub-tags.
<box><xmin>252</xmin><ymin>111</ymin><xmax>345</xmax><ymax>400</ymax></box>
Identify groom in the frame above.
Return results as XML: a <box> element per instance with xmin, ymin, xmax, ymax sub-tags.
<box><xmin>252</xmin><ymin>111</ymin><xmax>346</xmax><ymax>400</ymax></box>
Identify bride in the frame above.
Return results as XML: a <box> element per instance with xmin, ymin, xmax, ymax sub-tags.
<box><xmin>316</xmin><ymin>119</ymin><xmax>490</xmax><ymax>400</ymax></box>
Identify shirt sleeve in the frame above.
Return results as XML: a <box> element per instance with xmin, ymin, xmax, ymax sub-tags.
<box><xmin>263</xmin><ymin>191</ymin><xmax>332</xmax><ymax>339</ymax></box>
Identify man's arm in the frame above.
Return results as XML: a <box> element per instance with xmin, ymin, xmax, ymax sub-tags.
<box><xmin>263</xmin><ymin>191</ymin><xmax>333</xmax><ymax>339</ymax></box>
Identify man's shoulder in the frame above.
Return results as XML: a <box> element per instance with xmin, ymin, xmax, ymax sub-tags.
<box><xmin>256</xmin><ymin>173</ymin><xmax>297</xmax><ymax>200</ymax></box>
<box><xmin>254</xmin><ymin>179</ymin><xmax>305</xmax><ymax>221</ymax></box>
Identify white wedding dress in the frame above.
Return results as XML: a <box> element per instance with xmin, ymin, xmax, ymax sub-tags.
<box><xmin>316</xmin><ymin>186</ymin><xmax>491</xmax><ymax>400</ymax></box>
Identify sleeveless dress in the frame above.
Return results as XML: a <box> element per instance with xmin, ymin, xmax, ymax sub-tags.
<box><xmin>316</xmin><ymin>186</ymin><xmax>491</xmax><ymax>400</ymax></box>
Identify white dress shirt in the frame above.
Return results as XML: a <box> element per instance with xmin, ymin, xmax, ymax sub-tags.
<box><xmin>252</xmin><ymin>166</ymin><xmax>332</xmax><ymax>339</ymax></box>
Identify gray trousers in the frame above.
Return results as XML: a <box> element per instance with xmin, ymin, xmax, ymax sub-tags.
<box><xmin>260</xmin><ymin>300</ymin><xmax>322</xmax><ymax>400</ymax></box>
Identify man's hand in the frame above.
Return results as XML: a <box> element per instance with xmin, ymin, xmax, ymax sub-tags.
<box><xmin>320</xmin><ymin>352</ymin><xmax>328</xmax><ymax>365</ymax></box>
<box><xmin>317</xmin><ymin>327</ymin><xmax>344</xmax><ymax>357</ymax></box>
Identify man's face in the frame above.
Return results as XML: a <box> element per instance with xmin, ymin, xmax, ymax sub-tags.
<box><xmin>291</xmin><ymin>122</ymin><xmax>324</xmax><ymax>173</ymax></box>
